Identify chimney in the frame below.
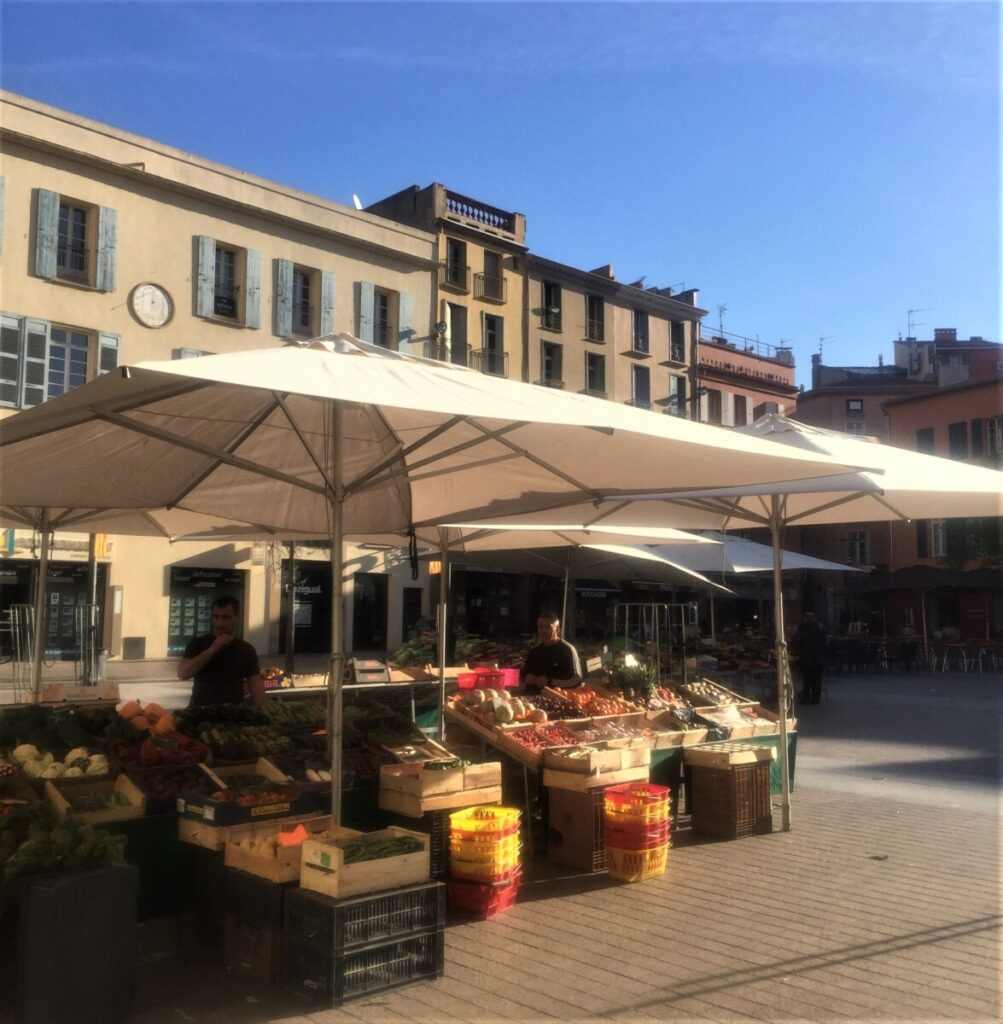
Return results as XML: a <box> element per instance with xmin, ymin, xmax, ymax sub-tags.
<box><xmin>933</xmin><ymin>328</ymin><xmax>957</xmax><ymax>344</ymax></box>
<box><xmin>811</xmin><ymin>352</ymin><xmax>821</xmax><ymax>389</ymax></box>
<box><xmin>589</xmin><ymin>264</ymin><xmax>616</xmax><ymax>280</ymax></box>
<box><xmin>878</xmin><ymin>354</ymin><xmax>884</xmax><ymax>367</ymax></box>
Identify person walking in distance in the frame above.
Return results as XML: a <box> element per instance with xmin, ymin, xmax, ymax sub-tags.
<box><xmin>177</xmin><ymin>595</ymin><xmax>265</xmax><ymax>707</ymax></box>
<box><xmin>791</xmin><ymin>611</ymin><xmax>827</xmax><ymax>705</ymax></box>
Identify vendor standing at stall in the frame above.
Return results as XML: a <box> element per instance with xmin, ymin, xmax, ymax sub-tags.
<box><xmin>177</xmin><ymin>595</ymin><xmax>265</xmax><ymax>707</ymax></box>
<box><xmin>520</xmin><ymin>611</ymin><xmax>582</xmax><ymax>694</ymax></box>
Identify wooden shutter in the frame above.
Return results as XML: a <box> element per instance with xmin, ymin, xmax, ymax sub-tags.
<box><xmin>721</xmin><ymin>391</ymin><xmax>735</xmax><ymax>427</ymax></box>
<box><xmin>320</xmin><ymin>271</ymin><xmax>335</xmax><ymax>334</ymax></box>
<box><xmin>95</xmin><ymin>206</ymin><xmax>118</xmax><ymax>292</ymax></box>
<box><xmin>243</xmin><ymin>249</ymin><xmax>261</xmax><ymax>328</ymax></box>
<box><xmin>0</xmin><ymin>312</ymin><xmax>21</xmax><ymax>408</ymax></box>
<box><xmin>274</xmin><ymin>259</ymin><xmax>293</xmax><ymax>337</ymax></box>
<box><xmin>35</xmin><ymin>189</ymin><xmax>60</xmax><ymax>280</ymax></box>
<box><xmin>195</xmin><ymin>235</ymin><xmax>215</xmax><ymax>317</ymax></box>
<box><xmin>397</xmin><ymin>291</ymin><xmax>412</xmax><ymax>349</ymax></box>
<box><xmin>21</xmin><ymin>318</ymin><xmax>49</xmax><ymax>407</ymax></box>
<box><xmin>357</xmin><ymin>281</ymin><xmax>375</xmax><ymax>342</ymax></box>
<box><xmin>97</xmin><ymin>332</ymin><xmax>120</xmax><ymax>374</ymax></box>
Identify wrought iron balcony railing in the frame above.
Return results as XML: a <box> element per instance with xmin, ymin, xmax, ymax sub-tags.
<box><xmin>474</xmin><ymin>273</ymin><xmax>506</xmax><ymax>303</ymax></box>
<box><xmin>439</xmin><ymin>261</ymin><xmax>470</xmax><ymax>293</ymax></box>
<box><xmin>472</xmin><ymin>347</ymin><xmax>508</xmax><ymax>377</ymax></box>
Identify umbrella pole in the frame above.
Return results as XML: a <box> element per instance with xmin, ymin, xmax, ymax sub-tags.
<box><xmin>329</xmin><ymin>410</ymin><xmax>345</xmax><ymax>826</ymax></box>
<box><xmin>561</xmin><ymin>549</ymin><xmax>572</xmax><ymax>631</ymax></box>
<box><xmin>437</xmin><ymin>530</ymin><xmax>450</xmax><ymax>741</ymax></box>
<box><xmin>770</xmin><ymin>495</ymin><xmax>792</xmax><ymax>832</ymax></box>
<box><xmin>31</xmin><ymin>512</ymin><xmax>51</xmax><ymax>703</ymax></box>
<box><xmin>920</xmin><ymin>591</ymin><xmax>928</xmax><ymax>660</ymax></box>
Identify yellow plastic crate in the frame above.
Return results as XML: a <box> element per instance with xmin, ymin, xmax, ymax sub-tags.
<box><xmin>449</xmin><ymin>832</ymin><xmax>521</xmax><ymax>863</ymax></box>
<box><xmin>606</xmin><ymin>843</ymin><xmax>669</xmax><ymax>883</ymax></box>
<box><xmin>604</xmin><ymin>805</ymin><xmax>671</xmax><ymax>831</ymax></box>
<box><xmin>449</xmin><ymin>805</ymin><xmax>521</xmax><ymax>837</ymax></box>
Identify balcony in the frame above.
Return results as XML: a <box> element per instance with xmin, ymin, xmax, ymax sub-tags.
<box><xmin>444</xmin><ymin>191</ymin><xmax>518</xmax><ymax>234</ymax></box>
<box><xmin>535</xmin><ymin>378</ymin><xmax>565</xmax><ymax>390</ymax></box>
<box><xmin>627</xmin><ymin>397</ymin><xmax>652</xmax><ymax>410</ymax></box>
<box><xmin>472</xmin><ymin>347</ymin><xmax>508</xmax><ymax>377</ymax></box>
<box><xmin>420</xmin><ymin>339</ymin><xmax>471</xmax><ymax>366</ymax></box>
<box><xmin>474</xmin><ymin>273</ymin><xmax>506</xmax><ymax>303</ymax></box>
<box><xmin>439</xmin><ymin>261</ymin><xmax>470</xmax><ymax>293</ymax></box>
<box><xmin>580</xmin><ymin>387</ymin><xmax>608</xmax><ymax>400</ymax></box>
<box><xmin>625</xmin><ymin>334</ymin><xmax>650</xmax><ymax>358</ymax></box>
<box><xmin>541</xmin><ymin>309</ymin><xmax>562</xmax><ymax>331</ymax></box>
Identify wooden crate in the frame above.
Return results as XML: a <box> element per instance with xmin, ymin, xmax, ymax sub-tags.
<box><xmin>647</xmin><ymin>711</ymin><xmax>707</xmax><ymax>747</ymax></box>
<box><xmin>543</xmin><ymin>762</ymin><xmax>650</xmax><ymax>793</ymax></box>
<box><xmin>754</xmin><ymin>707</ymin><xmax>798</xmax><ymax>733</ymax></box>
<box><xmin>224</xmin><ymin>815</ymin><xmax>339</xmax><ymax>882</ymax></box>
<box><xmin>378</xmin><ymin>784</ymin><xmax>502</xmax><ymax>818</ymax></box>
<box><xmin>681</xmin><ymin>679</ymin><xmax>757</xmax><ymax>709</ymax></box>
<box><xmin>684</xmin><ymin>743</ymin><xmax>777</xmax><ymax>770</ymax></box>
<box><xmin>44</xmin><ymin>774</ymin><xmax>146</xmax><ymax>825</ymax></box>
<box><xmin>543</xmin><ymin>743</ymin><xmax>650</xmax><ymax>775</ymax></box>
<box><xmin>382</xmin><ymin>738</ymin><xmax>456</xmax><ymax>764</ymax></box>
<box><xmin>378</xmin><ymin>761</ymin><xmax>503</xmax><ymax>817</ymax></box>
<box><xmin>300</xmin><ymin>826</ymin><xmax>431</xmax><ymax>899</ymax></box>
<box><xmin>695</xmin><ymin>709</ymin><xmax>757</xmax><ymax>739</ymax></box>
<box><xmin>179</xmin><ymin>810</ymin><xmax>328</xmax><ymax>852</ymax></box>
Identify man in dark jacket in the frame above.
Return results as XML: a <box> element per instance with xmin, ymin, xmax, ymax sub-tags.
<box><xmin>520</xmin><ymin>611</ymin><xmax>582</xmax><ymax>694</ymax></box>
<box><xmin>791</xmin><ymin>611</ymin><xmax>827</xmax><ymax>705</ymax></box>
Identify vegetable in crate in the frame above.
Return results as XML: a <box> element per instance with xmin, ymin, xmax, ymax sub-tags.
<box><xmin>332</xmin><ymin>833</ymin><xmax>424</xmax><ymax>864</ymax></box>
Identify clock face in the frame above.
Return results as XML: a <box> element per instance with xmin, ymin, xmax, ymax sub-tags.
<box><xmin>131</xmin><ymin>283</ymin><xmax>174</xmax><ymax>328</ymax></box>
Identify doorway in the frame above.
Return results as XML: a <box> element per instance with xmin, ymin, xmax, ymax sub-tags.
<box><xmin>352</xmin><ymin>572</ymin><xmax>388</xmax><ymax>652</ymax></box>
<box><xmin>401</xmin><ymin>587</ymin><xmax>423</xmax><ymax>645</ymax></box>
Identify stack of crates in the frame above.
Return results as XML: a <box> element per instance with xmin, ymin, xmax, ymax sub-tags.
<box><xmin>446</xmin><ymin>806</ymin><xmax>521</xmax><ymax>918</ymax></box>
<box><xmin>224</xmin><ymin>869</ymin><xmax>298</xmax><ymax>982</ymax></box>
<box><xmin>283</xmin><ymin>880</ymin><xmax>445</xmax><ymax>1007</ymax></box>
<box><xmin>603</xmin><ymin>783</ymin><xmax>671</xmax><ymax>883</ymax></box>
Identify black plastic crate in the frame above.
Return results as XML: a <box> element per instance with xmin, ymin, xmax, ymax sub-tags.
<box><xmin>284</xmin><ymin>927</ymin><xmax>444</xmax><ymax>1007</ymax></box>
<box><xmin>191</xmin><ymin>846</ymin><xmax>227</xmax><ymax>949</ymax></box>
<box><xmin>284</xmin><ymin>881</ymin><xmax>445</xmax><ymax>952</ymax></box>
<box><xmin>226</xmin><ymin>867</ymin><xmax>297</xmax><ymax>930</ymax></box>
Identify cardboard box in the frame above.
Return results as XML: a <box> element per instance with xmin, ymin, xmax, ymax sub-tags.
<box><xmin>300</xmin><ymin>826</ymin><xmax>431</xmax><ymax>899</ymax></box>
<box><xmin>45</xmin><ymin>774</ymin><xmax>146</xmax><ymax>825</ymax></box>
<box><xmin>178</xmin><ymin>758</ymin><xmax>318</xmax><ymax>827</ymax></box>
<box><xmin>224</xmin><ymin>814</ymin><xmax>336</xmax><ymax>882</ymax></box>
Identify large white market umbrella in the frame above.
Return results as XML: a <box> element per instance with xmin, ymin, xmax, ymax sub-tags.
<box><xmin>0</xmin><ymin>342</ymin><xmax>871</xmax><ymax>820</ymax></box>
<box><xmin>647</xmin><ymin>531</ymin><xmax>864</xmax><ymax>575</ymax></box>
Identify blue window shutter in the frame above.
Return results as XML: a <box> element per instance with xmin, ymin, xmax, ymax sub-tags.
<box><xmin>357</xmin><ymin>280</ymin><xmax>375</xmax><ymax>342</ymax></box>
<box><xmin>97</xmin><ymin>331</ymin><xmax>120</xmax><ymax>374</ymax></box>
<box><xmin>243</xmin><ymin>249</ymin><xmax>261</xmax><ymax>328</ymax></box>
<box><xmin>397</xmin><ymin>291</ymin><xmax>413</xmax><ymax>349</ymax></box>
<box><xmin>95</xmin><ymin>206</ymin><xmax>118</xmax><ymax>292</ymax></box>
<box><xmin>195</xmin><ymin>235</ymin><xmax>215</xmax><ymax>317</ymax></box>
<box><xmin>21</xmin><ymin>318</ymin><xmax>49</xmax><ymax>407</ymax></box>
<box><xmin>320</xmin><ymin>271</ymin><xmax>336</xmax><ymax>335</ymax></box>
<box><xmin>35</xmin><ymin>189</ymin><xmax>60</xmax><ymax>280</ymax></box>
<box><xmin>274</xmin><ymin>259</ymin><xmax>293</xmax><ymax>337</ymax></box>
<box><xmin>0</xmin><ymin>312</ymin><xmax>21</xmax><ymax>408</ymax></box>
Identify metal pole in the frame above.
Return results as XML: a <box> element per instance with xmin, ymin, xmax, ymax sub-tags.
<box><xmin>84</xmin><ymin>533</ymin><xmax>99</xmax><ymax>684</ymax></box>
<box><xmin>31</xmin><ymin>512</ymin><xmax>51</xmax><ymax>703</ymax></box>
<box><xmin>284</xmin><ymin>541</ymin><xmax>297</xmax><ymax>675</ymax></box>
<box><xmin>437</xmin><ymin>529</ymin><xmax>450</xmax><ymax>741</ymax></box>
<box><xmin>561</xmin><ymin>549</ymin><xmax>572</xmax><ymax>630</ymax></box>
<box><xmin>771</xmin><ymin>495</ymin><xmax>792</xmax><ymax>832</ymax></box>
<box><xmin>329</xmin><ymin>407</ymin><xmax>345</xmax><ymax>825</ymax></box>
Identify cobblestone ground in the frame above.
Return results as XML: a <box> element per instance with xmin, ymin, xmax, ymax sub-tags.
<box><xmin>8</xmin><ymin>671</ymin><xmax>1001</xmax><ymax>1024</ymax></box>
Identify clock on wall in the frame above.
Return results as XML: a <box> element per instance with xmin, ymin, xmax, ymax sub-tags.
<box><xmin>130</xmin><ymin>283</ymin><xmax>174</xmax><ymax>328</ymax></box>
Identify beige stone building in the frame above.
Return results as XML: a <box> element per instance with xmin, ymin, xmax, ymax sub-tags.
<box><xmin>0</xmin><ymin>91</ymin><xmax>439</xmax><ymax>664</ymax></box>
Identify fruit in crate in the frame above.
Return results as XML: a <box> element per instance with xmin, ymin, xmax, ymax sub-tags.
<box><xmin>0</xmin><ymin>757</ymin><xmax>17</xmax><ymax>778</ymax></box>
<box><xmin>117</xmin><ymin>732</ymin><xmax>207</xmax><ymax>769</ymax></box>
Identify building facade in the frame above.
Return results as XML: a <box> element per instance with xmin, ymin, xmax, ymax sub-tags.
<box><xmin>696</xmin><ymin>335</ymin><xmax>797</xmax><ymax>425</ymax></box>
<box><xmin>0</xmin><ymin>91</ymin><xmax>440</xmax><ymax>661</ymax></box>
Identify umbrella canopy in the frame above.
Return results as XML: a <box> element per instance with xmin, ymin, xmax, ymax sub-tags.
<box><xmin>646</xmin><ymin>531</ymin><xmax>863</xmax><ymax>575</ymax></box>
<box><xmin>0</xmin><ymin>342</ymin><xmax>872</xmax><ymax>821</ymax></box>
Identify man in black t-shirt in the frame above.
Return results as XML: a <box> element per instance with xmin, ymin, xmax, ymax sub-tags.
<box><xmin>520</xmin><ymin>611</ymin><xmax>582</xmax><ymax>694</ymax></box>
<box><xmin>177</xmin><ymin>595</ymin><xmax>265</xmax><ymax>707</ymax></box>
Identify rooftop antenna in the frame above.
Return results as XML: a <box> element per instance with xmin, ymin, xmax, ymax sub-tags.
<box><xmin>818</xmin><ymin>335</ymin><xmax>835</xmax><ymax>357</ymax></box>
<box><xmin>717</xmin><ymin>303</ymin><xmax>727</xmax><ymax>338</ymax></box>
<box><xmin>352</xmin><ymin>194</ymin><xmax>364</xmax><ymax>210</ymax></box>
<box><xmin>907</xmin><ymin>307</ymin><xmax>933</xmax><ymax>336</ymax></box>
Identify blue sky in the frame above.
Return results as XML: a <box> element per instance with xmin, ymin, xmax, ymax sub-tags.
<box><xmin>2</xmin><ymin>1</ymin><xmax>998</xmax><ymax>382</ymax></box>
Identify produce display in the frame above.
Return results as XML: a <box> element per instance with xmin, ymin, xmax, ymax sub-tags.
<box><xmin>64</xmin><ymin>790</ymin><xmax>132</xmax><ymax>814</ymax></box>
<box><xmin>259</xmin><ymin>700</ymin><xmax>327</xmax><ymax>729</ymax></box>
<box><xmin>261</xmin><ymin>665</ymin><xmax>293</xmax><ymax>689</ymax></box>
<box><xmin>505</xmin><ymin>723</ymin><xmax>581</xmax><ymax>753</ymax></box>
<box><xmin>572</xmin><ymin>720</ymin><xmax>655</xmax><ymax>742</ymax></box>
<box><xmin>128</xmin><ymin>766</ymin><xmax>215</xmax><ymax>807</ymax></box>
<box><xmin>116</xmin><ymin>732</ymin><xmax>208</xmax><ymax>768</ymax></box>
<box><xmin>558</xmin><ymin>686</ymin><xmax>639</xmax><ymax>717</ymax></box>
<box><xmin>207</xmin><ymin>785</ymin><xmax>299</xmax><ymax>809</ymax></box>
<box><xmin>11</xmin><ymin>744</ymin><xmax>110</xmax><ymax>780</ymax></box>
<box><xmin>683</xmin><ymin>679</ymin><xmax>750</xmax><ymax>706</ymax></box>
<box><xmin>118</xmin><ymin>700</ymin><xmax>176</xmax><ymax>735</ymax></box>
<box><xmin>331</xmin><ymin>833</ymin><xmax>424</xmax><ymax>864</ymax></box>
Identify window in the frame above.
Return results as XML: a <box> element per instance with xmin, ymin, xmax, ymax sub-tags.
<box><xmin>916</xmin><ymin>427</ymin><xmax>935</xmax><ymax>454</ymax></box>
<box><xmin>356</xmin><ymin>281</ymin><xmax>411</xmax><ymax>349</ymax></box>
<box><xmin>631</xmin><ymin>364</ymin><xmax>650</xmax><ymax>408</ymax></box>
<box><xmin>447</xmin><ymin>303</ymin><xmax>468</xmax><ymax>365</ymax></box>
<box><xmin>476</xmin><ymin>250</ymin><xmax>505</xmax><ymax>301</ymax></box>
<box><xmin>846</xmin><ymin>398</ymin><xmax>864</xmax><ymax>414</ymax></box>
<box><xmin>670</xmin><ymin>321</ymin><xmax>686</xmax><ymax>363</ymax></box>
<box><xmin>987</xmin><ymin>417</ymin><xmax>1003</xmax><ymax>455</ymax></box>
<box><xmin>916</xmin><ymin>520</ymin><xmax>928</xmax><ymax>558</ymax></box>
<box><xmin>733</xmin><ymin>394</ymin><xmax>748</xmax><ymax>426</ymax></box>
<box><xmin>847</xmin><ymin>529</ymin><xmax>869</xmax><ymax>564</ymax></box>
<box><xmin>632</xmin><ymin>310</ymin><xmax>649</xmax><ymax>353</ymax></box>
<box><xmin>540</xmin><ymin>341</ymin><xmax>563</xmax><ymax>386</ymax></box>
<box><xmin>34</xmin><ymin>189</ymin><xmax>117</xmax><ymax>291</ymax></box>
<box><xmin>443</xmin><ymin>238</ymin><xmax>468</xmax><ymax>290</ymax></box>
<box><xmin>585</xmin><ymin>294</ymin><xmax>604</xmax><ymax>341</ymax></box>
<box><xmin>542</xmin><ymin>281</ymin><xmax>562</xmax><ymax>330</ymax></box>
<box><xmin>275</xmin><ymin>261</ymin><xmax>333</xmax><ymax>338</ymax></box>
<box><xmin>481</xmin><ymin>314</ymin><xmax>505</xmax><ymax>375</ymax></box>
<box><xmin>195</xmin><ymin>235</ymin><xmax>261</xmax><ymax>327</ymax></box>
<box><xmin>706</xmin><ymin>388</ymin><xmax>723</xmax><ymax>424</ymax></box>
<box><xmin>948</xmin><ymin>421</ymin><xmax>968</xmax><ymax>459</ymax></box>
<box><xmin>931</xmin><ymin>519</ymin><xmax>947</xmax><ymax>558</ymax></box>
<box><xmin>585</xmin><ymin>353</ymin><xmax>606</xmax><ymax>396</ymax></box>
<box><xmin>844</xmin><ymin>420</ymin><xmax>868</xmax><ymax>435</ymax></box>
<box><xmin>0</xmin><ymin>313</ymin><xmax>118</xmax><ymax>409</ymax></box>
<box><xmin>970</xmin><ymin>419</ymin><xmax>983</xmax><ymax>457</ymax></box>
<box><xmin>668</xmin><ymin>373</ymin><xmax>687</xmax><ymax>416</ymax></box>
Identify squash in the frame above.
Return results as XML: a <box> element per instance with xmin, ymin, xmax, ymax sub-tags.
<box><xmin>130</xmin><ymin>715</ymin><xmax>150</xmax><ymax>732</ymax></box>
<box><xmin>119</xmin><ymin>700</ymin><xmax>142</xmax><ymax>720</ymax></box>
<box><xmin>143</xmin><ymin>702</ymin><xmax>167</xmax><ymax>720</ymax></box>
<box><xmin>151</xmin><ymin>713</ymin><xmax>176</xmax><ymax>736</ymax></box>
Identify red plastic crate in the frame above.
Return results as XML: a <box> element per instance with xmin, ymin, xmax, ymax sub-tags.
<box><xmin>604</xmin><ymin>783</ymin><xmax>671</xmax><ymax>823</ymax></box>
<box><xmin>604</xmin><ymin>821</ymin><xmax>671</xmax><ymax>851</ymax></box>
<box><xmin>448</xmin><ymin>862</ymin><xmax>521</xmax><ymax>885</ymax></box>
<box><xmin>446</xmin><ymin>875</ymin><xmax>520</xmax><ymax>918</ymax></box>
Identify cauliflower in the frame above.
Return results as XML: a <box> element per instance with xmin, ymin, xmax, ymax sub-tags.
<box><xmin>64</xmin><ymin>747</ymin><xmax>91</xmax><ymax>766</ymax></box>
<box><xmin>11</xmin><ymin>744</ymin><xmax>40</xmax><ymax>765</ymax></box>
<box><xmin>63</xmin><ymin>766</ymin><xmax>85</xmax><ymax>777</ymax></box>
<box><xmin>40</xmin><ymin>763</ymin><xmax>65</xmax><ymax>779</ymax></box>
